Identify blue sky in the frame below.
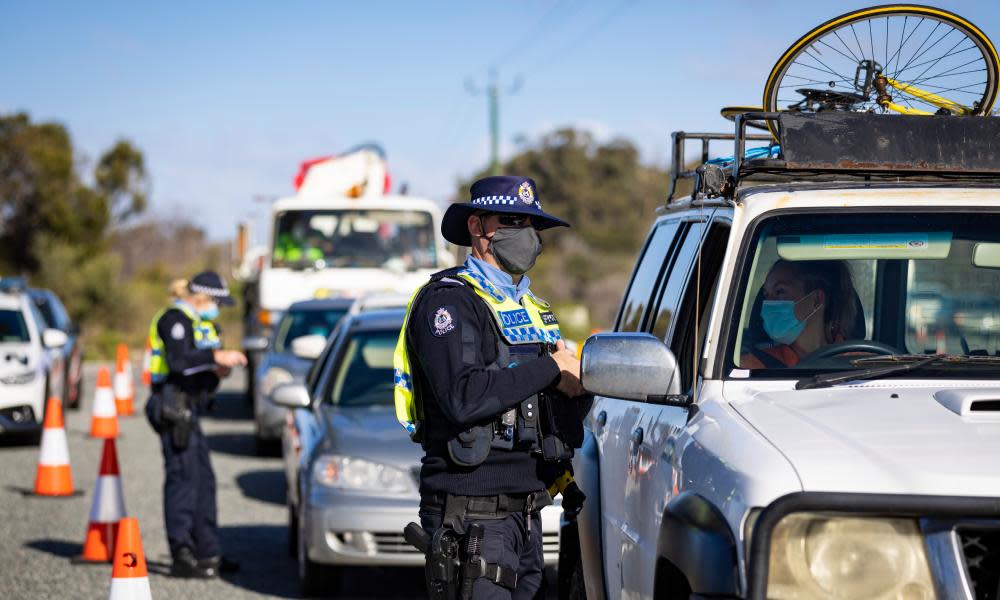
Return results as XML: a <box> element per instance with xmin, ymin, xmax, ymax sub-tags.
<box><xmin>2</xmin><ymin>1</ymin><xmax>998</xmax><ymax>241</ymax></box>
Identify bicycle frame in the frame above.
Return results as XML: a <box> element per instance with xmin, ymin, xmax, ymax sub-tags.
<box><xmin>879</xmin><ymin>76</ymin><xmax>975</xmax><ymax>116</ymax></box>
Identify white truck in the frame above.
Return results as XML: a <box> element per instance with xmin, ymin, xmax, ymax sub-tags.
<box><xmin>561</xmin><ymin>111</ymin><xmax>1000</xmax><ymax>600</ymax></box>
<box><xmin>240</xmin><ymin>146</ymin><xmax>452</xmax><ymax>396</ymax></box>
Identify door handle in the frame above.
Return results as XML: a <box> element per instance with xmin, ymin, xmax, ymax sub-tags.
<box><xmin>595</xmin><ymin>411</ymin><xmax>607</xmax><ymax>428</ymax></box>
<box><xmin>630</xmin><ymin>427</ymin><xmax>644</xmax><ymax>447</ymax></box>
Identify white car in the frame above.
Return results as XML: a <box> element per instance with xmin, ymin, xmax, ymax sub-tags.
<box><xmin>564</xmin><ymin>112</ymin><xmax>1000</xmax><ymax>599</ymax></box>
<box><xmin>0</xmin><ymin>281</ymin><xmax>68</xmax><ymax>438</ymax></box>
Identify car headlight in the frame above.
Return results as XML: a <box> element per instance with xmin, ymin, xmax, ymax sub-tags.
<box><xmin>0</xmin><ymin>371</ymin><xmax>37</xmax><ymax>385</ymax></box>
<box><xmin>767</xmin><ymin>513</ymin><xmax>935</xmax><ymax>600</ymax></box>
<box><xmin>311</xmin><ymin>455</ymin><xmax>414</xmax><ymax>494</ymax></box>
<box><xmin>261</xmin><ymin>367</ymin><xmax>294</xmax><ymax>397</ymax></box>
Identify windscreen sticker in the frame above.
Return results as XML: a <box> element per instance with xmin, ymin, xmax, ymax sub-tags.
<box><xmin>822</xmin><ymin>233</ymin><xmax>929</xmax><ymax>250</ymax></box>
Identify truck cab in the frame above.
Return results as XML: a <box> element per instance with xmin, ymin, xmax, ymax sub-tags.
<box><xmin>565</xmin><ymin>112</ymin><xmax>1000</xmax><ymax>600</ymax></box>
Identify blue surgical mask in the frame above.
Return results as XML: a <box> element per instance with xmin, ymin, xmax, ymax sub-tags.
<box><xmin>760</xmin><ymin>293</ymin><xmax>821</xmax><ymax>345</ymax></box>
<box><xmin>199</xmin><ymin>303</ymin><xmax>220</xmax><ymax>321</ymax></box>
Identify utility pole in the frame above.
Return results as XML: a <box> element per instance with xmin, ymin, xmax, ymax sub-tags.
<box><xmin>467</xmin><ymin>68</ymin><xmax>522</xmax><ymax>175</ymax></box>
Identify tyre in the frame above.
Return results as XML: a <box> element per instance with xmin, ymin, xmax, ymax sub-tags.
<box><xmin>287</xmin><ymin>504</ymin><xmax>298</xmax><ymax>558</ymax></box>
<box><xmin>297</xmin><ymin>506</ymin><xmax>340</xmax><ymax>597</ymax></box>
<box><xmin>762</xmin><ymin>5</ymin><xmax>1000</xmax><ymax>136</ymax></box>
<box><xmin>558</xmin><ymin>522</ymin><xmax>587</xmax><ymax>600</ymax></box>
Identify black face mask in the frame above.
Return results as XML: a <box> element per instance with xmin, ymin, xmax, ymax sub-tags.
<box><xmin>488</xmin><ymin>226</ymin><xmax>543</xmax><ymax>275</ymax></box>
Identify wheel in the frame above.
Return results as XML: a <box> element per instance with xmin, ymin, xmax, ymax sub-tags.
<box><xmin>762</xmin><ymin>5</ymin><xmax>1000</xmax><ymax>136</ymax></box>
<box><xmin>297</xmin><ymin>504</ymin><xmax>339</xmax><ymax>596</ymax></box>
<box><xmin>558</xmin><ymin>522</ymin><xmax>587</xmax><ymax>600</ymax></box>
<box><xmin>287</xmin><ymin>504</ymin><xmax>298</xmax><ymax>558</ymax></box>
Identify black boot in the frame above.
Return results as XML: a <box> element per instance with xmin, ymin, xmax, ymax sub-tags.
<box><xmin>171</xmin><ymin>546</ymin><xmax>217</xmax><ymax>579</ymax></box>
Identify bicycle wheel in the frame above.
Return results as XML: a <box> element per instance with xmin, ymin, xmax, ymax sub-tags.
<box><xmin>720</xmin><ymin>106</ymin><xmax>769</xmax><ymax>131</ymax></box>
<box><xmin>763</xmin><ymin>4</ymin><xmax>999</xmax><ymax>135</ymax></box>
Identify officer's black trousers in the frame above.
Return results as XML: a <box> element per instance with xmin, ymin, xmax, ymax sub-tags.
<box><xmin>419</xmin><ymin>508</ymin><xmax>545</xmax><ymax>599</ymax></box>
<box><xmin>160</xmin><ymin>422</ymin><xmax>219</xmax><ymax>559</ymax></box>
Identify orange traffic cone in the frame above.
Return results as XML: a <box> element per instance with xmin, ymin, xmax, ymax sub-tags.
<box><xmin>108</xmin><ymin>518</ymin><xmax>152</xmax><ymax>600</ymax></box>
<box><xmin>114</xmin><ymin>344</ymin><xmax>135</xmax><ymax>417</ymax></box>
<box><xmin>79</xmin><ymin>439</ymin><xmax>127</xmax><ymax>562</ymax></box>
<box><xmin>34</xmin><ymin>396</ymin><xmax>74</xmax><ymax>496</ymax></box>
<box><xmin>140</xmin><ymin>341</ymin><xmax>152</xmax><ymax>387</ymax></box>
<box><xmin>90</xmin><ymin>367</ymin><xmax>119</xmax><ymax>439</ymax></box>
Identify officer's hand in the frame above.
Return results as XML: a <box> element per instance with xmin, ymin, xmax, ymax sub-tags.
<box><xmin>213</xmin><ymin>350</ymin><xmax>247</xmax><ymax>368</ymax></box>
<box><xmin>552</xmin><ymin>340</ymin><xmax>584</xmax><ymax>397</ymax></box>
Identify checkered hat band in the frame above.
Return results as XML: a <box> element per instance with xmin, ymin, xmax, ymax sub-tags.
<box><xmin>189</xmin><ymin>283</ymin><xmax>230</xmax><ymax>298</ymax></box>
<box><xmin>471</xmin><ymin>196</ymin><xmax>520</xmax><ymax>206</ymax></box>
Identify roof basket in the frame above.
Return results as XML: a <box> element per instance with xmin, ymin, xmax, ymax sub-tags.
<box><xmin>668</xmin><ymin>111</ymin><xmax>1000</xmax><ymax>203</ymax></box>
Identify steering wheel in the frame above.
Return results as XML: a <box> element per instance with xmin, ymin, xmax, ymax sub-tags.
<box><xmin>798</xmin><ymin>340</ymin><xmax>900</xmax><ymax>364</ymax></box>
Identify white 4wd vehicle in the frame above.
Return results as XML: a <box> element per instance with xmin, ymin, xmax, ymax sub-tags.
<box><xmin>564</xmin><ymin>112</ymin><xmax>1000</xmax><ymax>600</ymax></box>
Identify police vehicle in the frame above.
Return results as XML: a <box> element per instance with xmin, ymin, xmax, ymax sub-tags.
<box><xmin>238</xmin><ymin>145</ymin><xmax>453</xmax><ymax>400</ymax></box>
<box><xmin>0</xmin><ymin>279</ymin><xmax>68</xmax><ymax>438</ymax></box>
<box><xmin>565</xmin><ymin>106</ymin><xmax>1000</xmax><ymax>599</ymax></box>
<box><xmin>29</xmin><ymin>288</ymin><xmax>84</xmax><ymax>410</ymax></box>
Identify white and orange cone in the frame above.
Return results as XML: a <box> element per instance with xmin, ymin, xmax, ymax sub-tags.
<box><xmin>79</xmin><ymin>439</ymin><xmax>127</xmax><ymax>563</ymax></box>
<box><xmin>34</xmin><ymin>396</ymin><xmax>74</xmax><ymax>496</ymax></box>
<box><xmin>140</xmin><ymin>340</ymin><xmax>152</xmax><ymax>387</ymax></box>
<box><xmin>114</xmin><ymin>344</ymin><xmax>135</xmax><ymax>417</ymax></box>
<box><xmin>108</xmin><ymin>517</ymin><xmax>152</xmax><ymax>600</ymax></box>
<box><xmin>90</xmin><ymin>367</ymin><xmax>119</xmax><ymax>439</ymax></box>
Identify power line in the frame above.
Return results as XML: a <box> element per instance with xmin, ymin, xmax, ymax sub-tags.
<box><xmin>527</xmin><ymin>0</ymin><xmax>637</xmax><ymax>72</ymax></box>
<box><xmin>490</xmin><ymin>0</ymin><xmax>571</xmax><ymax>69</ymax></box>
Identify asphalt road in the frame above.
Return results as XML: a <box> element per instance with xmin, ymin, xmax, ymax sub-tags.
<box><xmin>0</xmin><ymin>363</ymin><xmax>425</xmax><ymax>599</ymax></box>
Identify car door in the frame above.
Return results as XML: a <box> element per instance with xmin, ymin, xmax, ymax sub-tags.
<box><xmin>620</xmin><ymin>216</ymin><xmax>732</xmax><ymax>598</ymax></box>
<box><xmin>593</xmin><ymin>219</ymin><xmax>682</xmax><ymax>599</ymax></box>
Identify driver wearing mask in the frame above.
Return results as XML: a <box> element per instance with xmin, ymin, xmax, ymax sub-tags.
<box><xmin>742</xmin><ymin>260</ymin><xmax>859</xmax><ymax>369</ymax></box>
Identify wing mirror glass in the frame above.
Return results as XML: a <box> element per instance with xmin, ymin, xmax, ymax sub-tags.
<box><xmin>42</xmin><ymin>328</ymin><xmax>69</xmax><ymax>349</ymax></box>
<box><xmin>581</xmin><ymin>332</ymin><xmax>682</xmax><ymax>402</ymax></box>
<box><xmin>290</xmin><ymin>334</ymin><xmax>327</xmax><ymax>360</ymax></box>
<box><xmin>242</xmin><ymin>336</ymin><xmax>269</xmax><ymax>352</ymax></box>
<box><xmin>271</xmin><ymin>382</ymin><xmax>311</xmax><ymax>409</ymax></box>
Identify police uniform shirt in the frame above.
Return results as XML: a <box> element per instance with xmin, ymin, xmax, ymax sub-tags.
<box><xmin>409</xmin><ymin>281</ymin><xmax>561</xmax><ymax>497</ymax></box>
<box><xmin>156</xmin><ymin>308</ymin><xmax>219</xmax><ymax>394</ymax></box>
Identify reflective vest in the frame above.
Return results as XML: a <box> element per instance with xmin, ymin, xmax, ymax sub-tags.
<box><xmin>147</xmin><ymin>303</ymin><xmax>221</xmax><ymax>384</ymax></box>
<box><xmin>393</xmin><ymin>268</ymin><xmax>562</xmax><ymax>441</ymax></box>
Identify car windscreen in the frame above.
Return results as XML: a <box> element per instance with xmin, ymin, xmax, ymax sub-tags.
<box><xmin>271</xmin><ymin>209</ymin><xmax>437</xmax><ymax>270</ymax></box>
<box><xmin>32</xmin><ymin>293</ymin><xmax>70</xmax><ymax>331</ymax></box>
<box><xmin>0</xmin><ymin>309</ymin><xmax>30</xmax><ymax>342</ymax></box>
<box><xmin>325</xmin><ymin>329</ymin><xmax>397</xmax><ymax>407</ymax></box>
<box><xmin>274</xmin><ymin>308</ymin><xmax>348</xmax><ymax>354</ymax></box>
<box><xmin>728</xmin><ymin>211</ymin><xmax>1000</xmax><ymax>376</ymax></box>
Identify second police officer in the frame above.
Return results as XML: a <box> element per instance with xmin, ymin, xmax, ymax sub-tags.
<box><xmin>394</xmin><ymin>176</ymin><xmax>591</xmax><ymax>599</ymax></box>
<box><xmin>146</xmin><ymin>271</ymin><xmax>247</xmax><ymax>578</ymax></box>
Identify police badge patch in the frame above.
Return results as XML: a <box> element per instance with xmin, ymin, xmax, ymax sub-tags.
<box><xmin>518</xmin><ymin>181</ymin><xmax>534</xmax><ymax>204</ymax></box>
<box><xmin>171</xmin><ymin>322</ymin><xmax>186</xmax><ymax>340</ymax></box>
<box><xmin>539</xmin><ymin>311</ymin><xmax>558</xmax><ymax>326</ymax></box>
<box><xmin>430</xmin><ymin>305</ymin><xmax>456</xmax><ymax>337</ymax></box>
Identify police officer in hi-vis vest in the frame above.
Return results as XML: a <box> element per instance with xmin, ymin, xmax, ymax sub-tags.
<box><xmin>395</xmin><ymin>176</ymin><xmax>590</xmax><ymax>599</ymax></box>
<box><xmin>145</xmin><ymin>271</ymin><xmax>246</xmax><ymax>578</ymax></box>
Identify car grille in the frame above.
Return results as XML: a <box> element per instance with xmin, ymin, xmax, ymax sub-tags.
<box><xmin>959</xmin><ymin>527</ymin><xmax>1000</xmax><ymax>600</ymax></box>
<box><xmin>373</xmin><ymin>532</ymin><xmax>422</xmax><ymax>555</ymax></box>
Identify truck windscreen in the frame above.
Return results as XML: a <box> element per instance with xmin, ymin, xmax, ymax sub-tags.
<box><xmin>272</xmin><ymin>209</ymin><xmax>436</xmax><ymax>270</ymax></box>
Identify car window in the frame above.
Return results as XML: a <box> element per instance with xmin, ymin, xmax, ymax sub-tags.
<box><xmin>616</xmin><ymin>221</ymin><xmax>682</xmax><ymax>332</ymax></box>
<box><xmin>651</xmin><ymin>222</ymin><xmax>706</xmax><ymax>339</ymax></box>
<box><xmin>305</xmin><ymin>320</ymin><xmax>347</xmax><ymax>394</ymax></box>
<box><xmin>0</xmin><ymin>309</ymin><xmax>30</xmax><ymax>342</ymax></box>
<box><xmin>274</xmin><ymin>308</ymin><xmax>348</xmax><ymax>354</ymax></box>
<box><xmin>671</xmin><ymin>221</ymin><xmax>730</xmax><ymax>392</ymax></box>
<box><xmin>728</xmin><ymin>212</ymin><xmax>1000</xmax><ymax>376</ymax></box>
<box><xmin>325</xmin><ymin>329</ymin><xmax>397</xmax><ymax>407</ymax></box>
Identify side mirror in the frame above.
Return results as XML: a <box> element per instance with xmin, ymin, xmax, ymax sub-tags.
<box><xmin>243</xmin><ymin>336</ymin><xmax>269</xmax><ymax>352</ymax></box>
<box><xmin>581</xmin><ymin>333</ymin><xmax>681</xmax><ymax>402</ymax></box>
<box><xmin>271</xmin><ymin>382</ymin><xmax>311</xmax><ymax>409</ymax></box>
<box><xmin>290</xmin><ymin>334</ymin><xmax>327</xmax><ymax>360</ymax></box>
<box><xmin>42</xmin><ymin>328</ymin><xmax>69</xmax><ymax>349</ymax></box>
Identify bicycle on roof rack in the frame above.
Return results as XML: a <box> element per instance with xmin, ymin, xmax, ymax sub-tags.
<box><xmin>759</xmin><ymin>4</ymin><xmax>998</xmax><ymax>137</ymax></box>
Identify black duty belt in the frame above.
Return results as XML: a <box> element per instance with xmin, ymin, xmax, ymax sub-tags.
<box><xmin>422</xmin><ymin>491</ymin><xmax>551</xmax><ymax>520</ymax></box>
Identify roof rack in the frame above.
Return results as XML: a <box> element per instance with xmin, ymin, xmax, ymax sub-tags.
<box><xmin>668</xmin><ymin>111</ymin><xmax>1000</xmax><ymax>203</ymax></box>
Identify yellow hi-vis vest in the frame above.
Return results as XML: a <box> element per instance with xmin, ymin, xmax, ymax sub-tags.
<box><xmin>147</xmin><ymin>302</ymin><xmax>222</xmax><ymax>384</ymax></box>
<box><xmin>393</xmin><ymin>268</ymin><xmax>562</xmax><ymax>439</ymax></box>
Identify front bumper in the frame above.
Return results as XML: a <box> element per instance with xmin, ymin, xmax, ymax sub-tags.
<box><xmin>0</xmin><ymin>382</ymin><xmax>44</xmax><ymax>434</ymax></box>
<box><xmin>747</xmin><ymin>492</ymin><xmax>1000</xmax><ymax>600</ymax></box>
<box><xmin>303</xmin><ymin>493</ymin><xmax>563</xmax><ymax>568</ymax></box>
